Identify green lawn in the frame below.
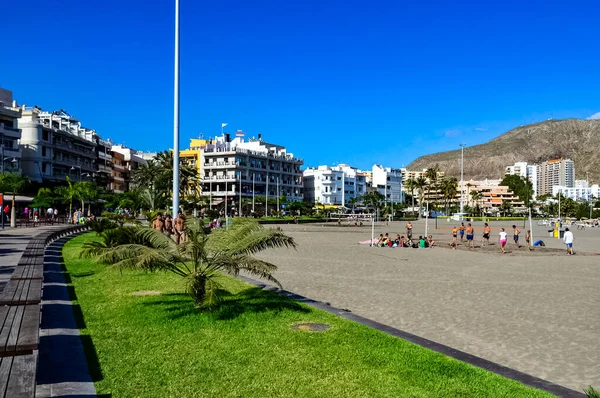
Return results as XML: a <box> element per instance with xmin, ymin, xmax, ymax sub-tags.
<box><xmin>63</xmin><ymin>233</ymin><xmax>554</xmax><ymax>397</ymax></box>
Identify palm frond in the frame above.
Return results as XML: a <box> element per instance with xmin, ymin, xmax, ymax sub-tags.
<box><xmin>233</xmin><ymin>255</ymin><xmax>282</xmax><ymax>288</ymax></box>
<box><xmin>208</xmin><ymin>219</ymin><xmax>296</xmax><ymax>255</ymax></box>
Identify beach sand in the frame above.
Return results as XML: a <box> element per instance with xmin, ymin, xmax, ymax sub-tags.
<box><xmin>255</xmin><ymin>220</ymin><xmax>600</xmax><ymax>391</ymax></box>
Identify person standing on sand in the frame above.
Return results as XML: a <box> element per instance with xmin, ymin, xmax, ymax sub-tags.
<box><xmin>563</xmin><ymin>227</ymin><xmax>574</xmax><ymax>255</ymax></box>
<box><xmin>466</xmin><ymin>223</ymin><xmax>475</xmax><ymax>248</ymax></box>
<box><xmin>482</xmin><ymin>223</ymin><xmax>491</xmax><ymax>246</ymax></box>
<box><xmin>452</xmin><ymin>225</ymin><xmax>458</xmax><ymax>246</ymax></box>
<box><xmin>512</xmin><ymin>225</ymin><xmax>520</xmax><ymax>247</ymax></box>
<box><xmin>525</xmin><ymin>230</ymin><xmax>532</xmax><ymax>251</ymax></box>
<box><xmin>499</xmin><ymin>228</ymin><xmax>508</xmax><ymax>254</ymax></box>
<box><xmin>406</xmin><ymin>221</ymin><xmax>413</xmax><ymax>240</ymax></box>
<box><xmin>459</xmin><ymin>222</ymin><xmax>466</xmax><ymax>242</ymax></box>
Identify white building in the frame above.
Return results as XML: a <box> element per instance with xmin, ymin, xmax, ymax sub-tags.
<box><xmin>303</xmin><ymin>164</ymin><xmax>402</xmax><ymax>206</ymax></box>
<box><xmin>371</xmin><ymin>165</ymin><xmax>403</xmax><ymax>203</ymax></box>
<box><xmin>200</xmin><ymin>133</ymin><xmax>304</xmax><ymax>204</ymax></box>
<box><xmin>303</xmin><ymin>164</ymin><xmax>367</xmax><ymax>206</ymax></box>
<box><xmin>505</xmin><ymin>161</ymin><xmax>539</xmax><ymax>198</ymax></box>
<box><xmin>0</xmin><ymin>88</ymin><xmax>22</xmax><ymax>174</ymax></box>
<box><xmin>18</xmin><ymin>107</ymin><xmax>97</xmax><ymax>183</ymax></box>
<box><xmin>552</xmin><ymin>184</ymin><xmax>599</xmax><ymax>201</ymax></box>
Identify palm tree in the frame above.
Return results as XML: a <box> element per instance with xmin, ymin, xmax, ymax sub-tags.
<box><xmin>470</xmin><ymin>191</ymin><xmax>484</xmax><ymax>215</ymax></box>
<box><xmin>439</xmin><ymin>178</ymin><xmax>458</xmax><ymax>215</ymax></box>
<box><xmin>31</xmin><ymin>187</ymin><xmax>54</xmax><ymax>210</ymax></box>
<box><xmin>349</xmin><ymin>195</ymin><xmax>362</xmax><ymax>213</ymax></box>
<box><xmin>76</xmin><ymin>181</ymin><xmax>99</xmax><ymax>216</ymax></box>
<box><xmin>55</xmin><ymin>176</ymin><xmax>80</xmax><ymax>220</ymax></box>
<box><xmin>82</xmin><ymin>219</ymin><xmax>296</xmax><ymax>307</ymax></box>
<box><xmin>414</xmin><ymin>176</ymin><xmax>428</xmax><ymax>218</ymax></box>
<box><xmin>404</xmin><ymin>178</ymin><xmax>417</xmax><ymax>217</ymax></box>
<box><xmin>0</xmin><ymin>173</ymin><xmax>29</xmax><ymax>225</ymax></box>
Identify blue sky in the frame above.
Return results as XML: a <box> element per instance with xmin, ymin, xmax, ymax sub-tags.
<box><xmin>2</xmin><ymin>0</ymin><xmax>599</xmax><ymax>170</ymax></box>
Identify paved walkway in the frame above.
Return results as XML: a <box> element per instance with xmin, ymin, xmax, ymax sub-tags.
<box><xmin>257</xmin><ymin>221</ymin><xmax>600</xmax><ymax>392</ymax></box>
<box><xmin>0</xmin><ymin>227</ymin><xmax>97</xmax><ymax>397</ymax></box>
<box><xmin>36</xmin><ymin>237</ymin><xmax>96</xmax><ymax>397</ymax></box>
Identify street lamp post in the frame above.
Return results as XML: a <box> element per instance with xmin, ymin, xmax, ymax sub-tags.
<box><xmin>239</xmin><ymin>171</ymin><xmax>242</xmax><ymax>216</ymax></box>
<box><xmin>265</xmin><ymin>173</ymin><xmax>269</xmax><ymax>217</ymax></box>
<box><xmin>459</xmin><ymin>143</ymin><xmax>467</xmax><ymax>215</ymax></box>
<box><xmin>172</xmin><ymin>0</ymin><xmax>181</xmax><ymax>218</ymax></box>
<box><xmin>252</xmin><ymin>172</ymin><xmax>255</xmax><ymax>213</ymax></box>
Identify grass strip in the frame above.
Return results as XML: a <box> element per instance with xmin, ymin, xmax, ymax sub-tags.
<box><xmin>63</xmin><ymin>233</ymin><xmax>554</xmax><ymax>397</ymax></box>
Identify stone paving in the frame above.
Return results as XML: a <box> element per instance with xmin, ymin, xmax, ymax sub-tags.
<box><xmin>0</xmin><ymin>226</ymin><xmax>96</xmax><ymax>397</ymax></box>
<box><xmin>256</xmin><ymin>220</ymin><xmax>600</xmax><ymax>392</ymax></box>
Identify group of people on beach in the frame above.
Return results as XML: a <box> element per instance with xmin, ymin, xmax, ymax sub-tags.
<box><xmin>374</xmin><ymin>221</ymin><xmax>436</xmax><ymax>248</ymax></box>
<box><xmin>375</xmin><ymin>232</ymin><xmax>435</xmax><ymax>248</ymax></box>
<box><xmin>151</xmin><ymin>212</ymin><xmax>186</xmax><ymax>244</ymax></box>
<box><xmin>451</xmin><ymin>222</ymin><xmax>530</xmax><ymax>254</ymax></box>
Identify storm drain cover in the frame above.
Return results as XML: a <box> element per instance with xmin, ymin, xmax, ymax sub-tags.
<box><xmin>291</xmin><ymin>322</ymin><xmax>331</xmax><ymax>332</ymax></box>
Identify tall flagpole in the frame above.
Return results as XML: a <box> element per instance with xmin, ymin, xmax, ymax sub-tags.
<box><xmin>252</xmin><ymin>172</ymin><xmax>255</xmax><ymax>213</ymax></box>
<box><xmin>172</xmin><ymin>0</ymin><xmax>180</xmax><ymax>216</ymax></box>
<box><xmin>265</xmin><ymin>173</ymin><xmax>269</xmax><ymax>217</ymax></box>
<box><xmin>239</xmin><ymin>171</ymin><xmax>242</xmax><ymax>216</ymax></box>
<box><xmin>225</xmin><ymin>175</ymin><xmax>228</xmax><ymax>229</ymax></box>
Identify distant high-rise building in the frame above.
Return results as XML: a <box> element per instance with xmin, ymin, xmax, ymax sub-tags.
<box><xmin>537</xmin><ymin>158</ymin><xmax>575</xmax><ymax>196</ymax></box>
<box><xmin>505</xmin><ymin>161</ymin><xmax>539</xmax><ymax>198</ymax></box>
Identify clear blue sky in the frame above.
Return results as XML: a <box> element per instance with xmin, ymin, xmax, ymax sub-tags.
<box><xmin>2</xmin><ymin>0</ymin><xmax>599</xmax><ymax>170</ymax></box>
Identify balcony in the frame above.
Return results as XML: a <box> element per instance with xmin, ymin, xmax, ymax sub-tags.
<box><xmin>113</xmin><ymin>175</ymin><xmax>125</xmax><ymax>182</ymax></box>
<box><xmin>0</xmin><ymin>124</ymin><xmax>21</xmax><ymax>138</ymax></box>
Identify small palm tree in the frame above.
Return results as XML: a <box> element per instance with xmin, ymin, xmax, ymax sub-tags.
<box><xmin>55</xmin><ymin>176</ymin><xmax>80</xmax><ymax>220</ymax></box>
<box><xmin>82</xmin><ymin>219</ymin><xmax>296</xmax><ymax>307</ymax></box>
<box><xmin>414</xmin><ymin>176</ymin><xmax>428</xmax><ymax>218</ymax></box>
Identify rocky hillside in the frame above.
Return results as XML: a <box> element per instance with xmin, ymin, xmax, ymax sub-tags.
<box><xmin>407</xmin><ymin>119</ymin><xmax>600</xmax><ymax>182</ymax></box>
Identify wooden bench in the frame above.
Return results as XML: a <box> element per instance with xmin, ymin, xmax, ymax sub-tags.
<box><xmin>0</xmin><ymin>305</ymin><xmax>40</xmax><ymax>356</ymax></box>
<box><xmin>0</xmin><ymin>281</ymin><xmax>42</xmax><ymax>306</ymax></box>
<box><xmin>0</xmin><ymin>353</ymin><xmax>37</xmax><ymax>397</ymax></box>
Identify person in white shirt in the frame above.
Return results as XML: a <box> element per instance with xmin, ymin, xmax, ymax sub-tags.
<box><xmin>563</xmin><ymin>227</ymin><xmax>574</xmax><ymax>255</ymax></box>
<box><xmin>498</xmin><ymin>228</ymin><xmax>508</xmax><ymax>254</ymax></box>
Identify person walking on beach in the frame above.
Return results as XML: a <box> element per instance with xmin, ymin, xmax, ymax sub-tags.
<box><xmin>563</xmin><ymin>227</ymin><xmax>574</xmax><ymax>255</ymax></box>
<box><xmin>512</xmin><ymin>225</ymin><xmax>520</xmax><ymax>247</ymax></box>
<box><xmin>499</xmin><ymin>228</ymin><xmax>508</xmax><ymax>254</ymax></box>
<box><xmin>466</xmin><ymin>223</ymin><xmax>475</xmax><ymax>248</ymax></box>
<box><xmin>452</xmin><ymin>225</ymin><xmax>458</xmax><ymax>246</ymax></box>
<box><xmin>459</xmin><ymin>222</ymin><xmax>466</xmax><ymax>242</ymax></box>
<box><xmin>482</xmin><ymin>223</ymin><xmax>491</xmax><ymax>246</ymax></box>
<box><xmin>406</xmin><ymin>221</ymin><xmax>413</xmax><ymax>240</ymax></box>
<box><xmin>525</xmin><ymin>230</ymin><xmax>532</xmax><ymax>251</ymax></box>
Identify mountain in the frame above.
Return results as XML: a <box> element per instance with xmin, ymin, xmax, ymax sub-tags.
<box><xmin>406</xmin><ymin>119</ymin><xmax>600</xmax><ymax>182</ymax></box>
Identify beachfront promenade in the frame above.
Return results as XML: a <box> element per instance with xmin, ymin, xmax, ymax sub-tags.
<box><xmin>257</xmin><ymin>220</ymin><xmax>600</xmax><ymax>391</ymax></box>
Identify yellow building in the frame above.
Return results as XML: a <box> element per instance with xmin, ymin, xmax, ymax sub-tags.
<box><xmin>179</xmin><ymin>139</ymin><xmax>208</xmax><ymax>196</ymax></box>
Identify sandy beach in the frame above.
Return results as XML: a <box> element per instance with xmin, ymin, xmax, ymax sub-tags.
<box><xmin>256</xmin><ymin>219</ymin><xmax>600</xmax><ymax>391</ymax></box>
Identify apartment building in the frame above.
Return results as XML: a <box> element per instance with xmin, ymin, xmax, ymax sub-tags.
<box><xmin>94</xmin><ymin>134</ymin><xmax>114</xmax><ymax>190</ymax></box>
<box><xmin>505</xmin><ymin>161</ymin><xmax>539</xmax><ymax>198</ymax></box>
<box><xmin>180</xmin><ymin>133</ymin><xmax>303</xmax><ymax>205</ymax></box>
<box><xmin>18</xmin><ymin>108</ymin><xmax>96</xmax><ymax>183</ymax></box>
<box><xmin>537</xmin><ymin>158</ymin><xmax>574</xmax><ymax>196</ymax></box>
<box><xmin>371</xmin><ymin>165</ymin><xmax>403</xmax><ymax>203</ymax></box>
<box><xmin>0</xmin><ymin>89</ymin><xmax>22</xmax><ymax>174</ymax></box>
<box><xmin>552</xmin><ymin>180</ymin><xmax>599</xmax><ymax>201</ymax></box>
<box><xmin>303</xmin><ymin>164</ymin><xmax>367</xmax><ymax>206</ymax></box>
<box><xmin>111</xmin><ymin>144</ymin><xmax>147</xmax><ymax>192</ymax></box>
